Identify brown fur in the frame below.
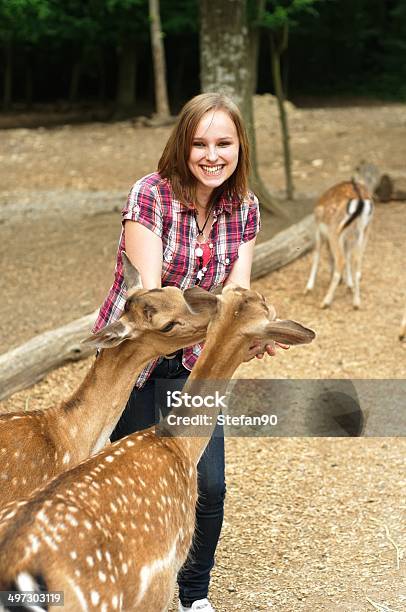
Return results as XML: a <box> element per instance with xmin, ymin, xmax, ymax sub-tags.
<box><xmin>0</xmin><ymin>286</ymin><xmax>315</xmax><ymax>611</ymax></box>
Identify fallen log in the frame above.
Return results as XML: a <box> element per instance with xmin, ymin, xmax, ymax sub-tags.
<box><xmin>0</xmin><ymin>214</ymin><xmax>315</xmax><ymax>402</ymax></box>
<box><xmin>252</xmin><ymin>213</ymin><xmax>315</xmax><ymax>280</ymax></box>
<box><xmin>374</xmin><ymin>174</ymin><xmax>406</xmax><ymax>203</ymax></box>
<box><xmin>0</xmin><ymin>311</ymin><xmax>98</xmax><ymax>402</ymax></box>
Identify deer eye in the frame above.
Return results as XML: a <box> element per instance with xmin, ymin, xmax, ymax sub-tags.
<box><xmin>160</xmin><ymin>321</ymin><xmax>177</xmax><ymax>333</ymax></box>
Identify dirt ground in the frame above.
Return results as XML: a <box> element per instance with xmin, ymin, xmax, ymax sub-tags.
<box><xmin>0</xmin><ymin>97</ymin><xmax>405</xmax><ymax>611</ymax></box>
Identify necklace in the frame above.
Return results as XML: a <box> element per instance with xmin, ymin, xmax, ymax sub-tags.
<box><xmin>194</xmin><ymin>199</ymin><xmax>215</xmax><ymax>283</ymax></box>
<box><xmin>194</xmin><ymin>199</ymin><xmax>215</xmax><ymax>238</ymax></box>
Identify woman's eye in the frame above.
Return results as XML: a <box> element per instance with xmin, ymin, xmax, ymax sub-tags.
<box><xmin>218</xmin><ymin>141</ymin><xmax>231</xmax><ymax>147</ymax></box>
<box><xmin>160</xmin><ymin>321</ymin><xmax>177</xmax><ymax>333</ymax></box>
<box><xmin>193</xmin><ymin>142</ymin><xmax>205</xmax><ymax>148</ymax></box>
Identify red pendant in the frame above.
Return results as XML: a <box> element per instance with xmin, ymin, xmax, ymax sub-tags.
<box><xmin>196</xmin><ymin>242</ymin><xmax>212</xmax><ymax>268</ymax></box>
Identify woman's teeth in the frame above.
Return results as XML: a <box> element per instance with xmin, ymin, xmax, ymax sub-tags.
<box><xmin>201</xmin><ymin>165</ymin><xmax>223</xmax><ymax>176</ymax></box>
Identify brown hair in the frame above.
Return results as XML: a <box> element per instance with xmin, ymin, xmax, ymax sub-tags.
<box><xmin>158</xmin><ymin>92</ymin><xmax>250</xmax><ymax>208</ymax></box>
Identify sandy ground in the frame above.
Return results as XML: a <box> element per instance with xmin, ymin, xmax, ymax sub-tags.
<box><xmin>0</xmin><ymin>97</ymin><xmax>405</xmax><ymax>611</ymax></box>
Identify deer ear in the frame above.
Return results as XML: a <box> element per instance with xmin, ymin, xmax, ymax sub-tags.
<box><xmin>183</xmin><ymin>286</ymin><xmax>218</xmax><ymax>316</ymax></box>
<box><xmin>122</xmin><ymin>251</ymin><xmax>142</xmax><ymax>291</ymax></box>
<box><xmin>82</xmin><ymin>320</ymin><xmax>138</xmax><ymax>349</ymax></box>
<box><xmin>264</xmin><ymin>320</ymin><xmax>316</xmax><ymax>345</ymax></box>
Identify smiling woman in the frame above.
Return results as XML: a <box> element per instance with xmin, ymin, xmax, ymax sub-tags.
<box><xmin>91</xmin><ymin>92</ymin><xmax>269</xmax><ymax>612</ymax></box>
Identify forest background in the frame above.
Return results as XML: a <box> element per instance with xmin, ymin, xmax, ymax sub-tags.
<box><xmin>1</xmin><ymin>0</ymin><xmax>406</xmax><ymax>117</ymax></box>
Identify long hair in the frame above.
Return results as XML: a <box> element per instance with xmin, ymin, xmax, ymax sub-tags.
<box><xmin>158</xmin><ymin>93</ymin><xmax>250</xmax><ymax>208</ymax></box>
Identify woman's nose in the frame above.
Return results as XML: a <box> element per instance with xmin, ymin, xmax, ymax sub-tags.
<box><xmin>206</xmin><ymin>145</ymin><xmax>218</xmax><ymax>162</ymax></box>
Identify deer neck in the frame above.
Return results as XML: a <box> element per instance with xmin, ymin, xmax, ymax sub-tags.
<box><xmin>52</xmin><ymin>337</ymin><xmax>162</xmax><ymax>460</ymax></box>
<box><xmin>168</xmin><ymin>324</ymin><xmax>247</xmax><ymax>465</ymax></box>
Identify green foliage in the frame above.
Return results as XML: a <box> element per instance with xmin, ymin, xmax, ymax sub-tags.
<box><xmin>0</xmin><ymin>0</ymin><xmax>52</xmax><ymax>43</ymax></box>
<box><xmin>258</xmin><ymin>0</ymin><xmax>321</xmax><ymax>30</ymax></box>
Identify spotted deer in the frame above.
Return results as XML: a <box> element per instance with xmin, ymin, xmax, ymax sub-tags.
<box><xmin>305</xmin><ymin>163</ymin><xmax>380</xmax><ymax>309</ymax></box>
<box><xmin>0</xmin><ymin>253</ymin><xmax>214</xmax><ymax>510</ymax></box>
<box><xmin>0</xmin><ymin>285</ymin><xmax>315</xmax><ymax>612</ymax></box>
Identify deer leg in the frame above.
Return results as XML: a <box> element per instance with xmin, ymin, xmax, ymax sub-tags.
<box><xmin>352</xmin><ymin>225</ymin><xmax>369</xmax><ymax>309</ymax></box>
<box><xmin>305</xmin><ymin>227</ymin><xmax>321</xmax><ymax>293</ymax></box>
<box><xmin>321</xmin><ymin>234</ymin><xmax>345</xmax><ymax>309</ymax></box>
<box><xmin>344</xmin><ymin>241</ymin><xmax>354</xmax><ymax>290</ymax></box>
<box><xmin>400</xmin><ymin>307</ymin><xmax>406</xmax><ymax>341</ymax></box>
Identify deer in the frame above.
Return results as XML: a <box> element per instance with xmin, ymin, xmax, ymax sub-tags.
<box><xmin>0</xmin><ymin>252</ymin><xmax>215</xmax><ymax>510</ymax></box>
<box><xmin>304</xmin><ymin>162</ymin><xmax>380</xmax><ymax>309</ymax></box>
<box><xmin>400</xmin><ymin>306</ymin><xmax>406</xmax><ymax>341</ymax></box>
<box><xmin>0</xmin><ymin>282</ymin><xmax>315</xmax><ymax>612</ymax></box>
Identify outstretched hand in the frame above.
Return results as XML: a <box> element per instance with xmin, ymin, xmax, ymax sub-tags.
<box><xmin>244</xmin><ymin>341</ymin><xmax>290</xmax><ymax>362</ymax></box>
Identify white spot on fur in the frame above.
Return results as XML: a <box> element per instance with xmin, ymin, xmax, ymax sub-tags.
<box><xmin>136</xmin><ymin>540</ymin><xmax>178</xmax><ymax>605</ymax></box>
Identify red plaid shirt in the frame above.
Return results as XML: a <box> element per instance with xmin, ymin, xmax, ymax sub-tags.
<box><xmin>94</xmin><ymin>172</ymin><xmax>260</xmax><ymax>387</ymax></box>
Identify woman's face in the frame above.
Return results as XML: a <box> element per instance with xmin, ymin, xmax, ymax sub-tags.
<box><xmin>188</xmin><ymin>109</ymin><xmax>239</xmax><ymax>199</ymax></box>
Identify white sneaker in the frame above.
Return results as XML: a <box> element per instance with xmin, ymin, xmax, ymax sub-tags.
<box><xmin>178</xmin><ymin>598</ymin><xmax>215</xmax><ymax>611</ymax></box>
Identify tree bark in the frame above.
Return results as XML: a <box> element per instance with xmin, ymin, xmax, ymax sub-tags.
<box><xmin>0</xmin><ymin>215</ymin><xmax>316</xmax><ymax>403</ymax></box>
<box><xmin>199</xmin><ymin>0</ymin><xmax>285</xmax><ymax>217</ymax></box>
<box><xmin>149</xmin><ymin>0</ymin><xmax>170</xmax><ymax>118</ymax></box>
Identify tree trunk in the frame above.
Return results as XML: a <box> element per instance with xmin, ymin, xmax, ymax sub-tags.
<box><xmin>271</xmin><ymin>26</ymin><xmax>294</xmax><ymax>200</ymax></box>
<box><xmin>3</xmin><ymin>40</ymin><xmax>13</xmax><ymax>110</ymax></box>
<box><xmin>199</xmin><ymin>0</ymin><xmax>285</xmax><ymax>217</ymax></box>
<box><xmin>115</xmin><ymin>38</ymin><xmax>137</xmax><ymax>114</ymax></box>
<box><xmin>149</xmin><ymin>0</ymin><xmax>170</xmax><ymax>118</ymax></box>
<box><xmin>0</xmin><ymin>214</ymin><xmax>316</xmax><ymax>403</ymax></box>
<box><xmin>69</xmin><ymin>58</ymin><xmax>82</xmax><ymax>105</ymax></box>
<box><xmin>25</xmin><ymin>56</ymin><xmax>33</xmax><ymax>109</ymax></box>
<box><xmin>97</xmin><ymin>48</ymin><xmax>107</xmax><ymax>103</ymax></box>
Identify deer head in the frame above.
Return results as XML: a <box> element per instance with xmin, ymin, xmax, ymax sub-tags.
<box><xmin>83</xmin><ymin>252</ymin><xmax>218</xmax><ymax>352</ymax></box>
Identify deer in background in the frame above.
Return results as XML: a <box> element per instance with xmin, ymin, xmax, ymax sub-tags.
<box><xmin>0</xmin><ymin>253</ymin><xmax>214</xmax><ymax>510</ymax></box>
<box><xmin>400</xmin><ymin>306</ymin><xmax>406</xmax><ymax>340</ymax></box>
<box><xmin>0</xmin><ymin>283</ymin><xmax>315</xmax><ymax>612</ymax></box>
<box><xmin>305</xmin><ymin>161</ymin><xmax>381</xmax><ymax>309</ymax></box>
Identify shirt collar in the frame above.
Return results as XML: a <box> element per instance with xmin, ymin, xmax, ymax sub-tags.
<box><xmin>179</xmin><ymin>194</ymin><xmax>234</xmax><ymax>215</ymax></box>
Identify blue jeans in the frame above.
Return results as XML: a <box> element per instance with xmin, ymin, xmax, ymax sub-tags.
<box><xmin>110</xmin><ymin>352</ymin><xmax>226</xmax><ymax>606</ymax></box>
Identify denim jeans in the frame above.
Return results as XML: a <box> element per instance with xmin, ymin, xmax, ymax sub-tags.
<box><xmin>110</xmin><ymin>351</ymin><xmax>226</xmax><ymax>606</ymax></box>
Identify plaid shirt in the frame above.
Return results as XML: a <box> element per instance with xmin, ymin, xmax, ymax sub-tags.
<box><xmin>94</xmin><ymin>172</ymin><xmax>260</xmax><ymax>388</ymax></box>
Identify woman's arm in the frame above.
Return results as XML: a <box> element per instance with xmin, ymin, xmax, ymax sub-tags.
<box><xmin>124</xmin><ymin>221</ymin><xmax>163</xmax><ymax>289</ymax></box>
<box><xmin>226</xmin><ymin>237</ymin><xmax>289</xmax><ymax>360</ymax></box>
<box><xmin>223</xmin><ymin>237</ymin><xmax>256</xmax><ymax>289</ymax></box>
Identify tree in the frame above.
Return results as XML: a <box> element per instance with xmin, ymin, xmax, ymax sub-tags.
<box><xmin>259</xmin><ymin>0</ymin><xmax>321</xmax><ymax>200</ymax></box>
<box><xmin>199</xmin><ymin>0</ymin><xmax>285</xmax><ymax>216</ymax></box>
<box><xmin>148</xmin><ymin>0</ymin><xmax>170</xmax><ymax>118</ymax></box>
<box><xmin>105</xmin><ymin>0</ymin><xmax>148</xmax><ymax>115</ymax></box>
<box><xmin>0</xmin><ymin>0</ymin><xmax>51</xmax><ymax>109</ymax></box>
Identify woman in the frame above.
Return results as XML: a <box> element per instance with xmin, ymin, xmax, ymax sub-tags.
<box><xmin>94</xmin><ymin>92</ymin><xmax>282</xmax><ymax>612</ymax></box>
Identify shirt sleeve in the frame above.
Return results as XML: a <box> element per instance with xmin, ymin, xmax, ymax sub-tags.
<box><xmin>242</xmin><ymin>193</ymin><xmax>261</xmax><ymax>243</ymax></box>
<box><xmin>122</xmin><ymin>179</ymin><xmax>163</xmax><ymax>238</ymax></box>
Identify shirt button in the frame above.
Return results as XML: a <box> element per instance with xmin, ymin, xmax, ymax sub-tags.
<box><xmin>167</xmin><ymin>254</ymin><xmax>173</xmax><ymax>261</ymax></box>
<box><xmin>209</xmin><ymin>243</ymin><xmax>213</xmax><ymax>248</ymax></box>
<box><xmin>225</xmin><ymin>258</ymin><xmax>230</xmax><ymax>264</ymax></box>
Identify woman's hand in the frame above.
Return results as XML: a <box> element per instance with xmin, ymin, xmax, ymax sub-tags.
<box><xmin>244</xmin><ymin>341</ymin><xmax>290</xmax><ymax>362</ymax></box>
